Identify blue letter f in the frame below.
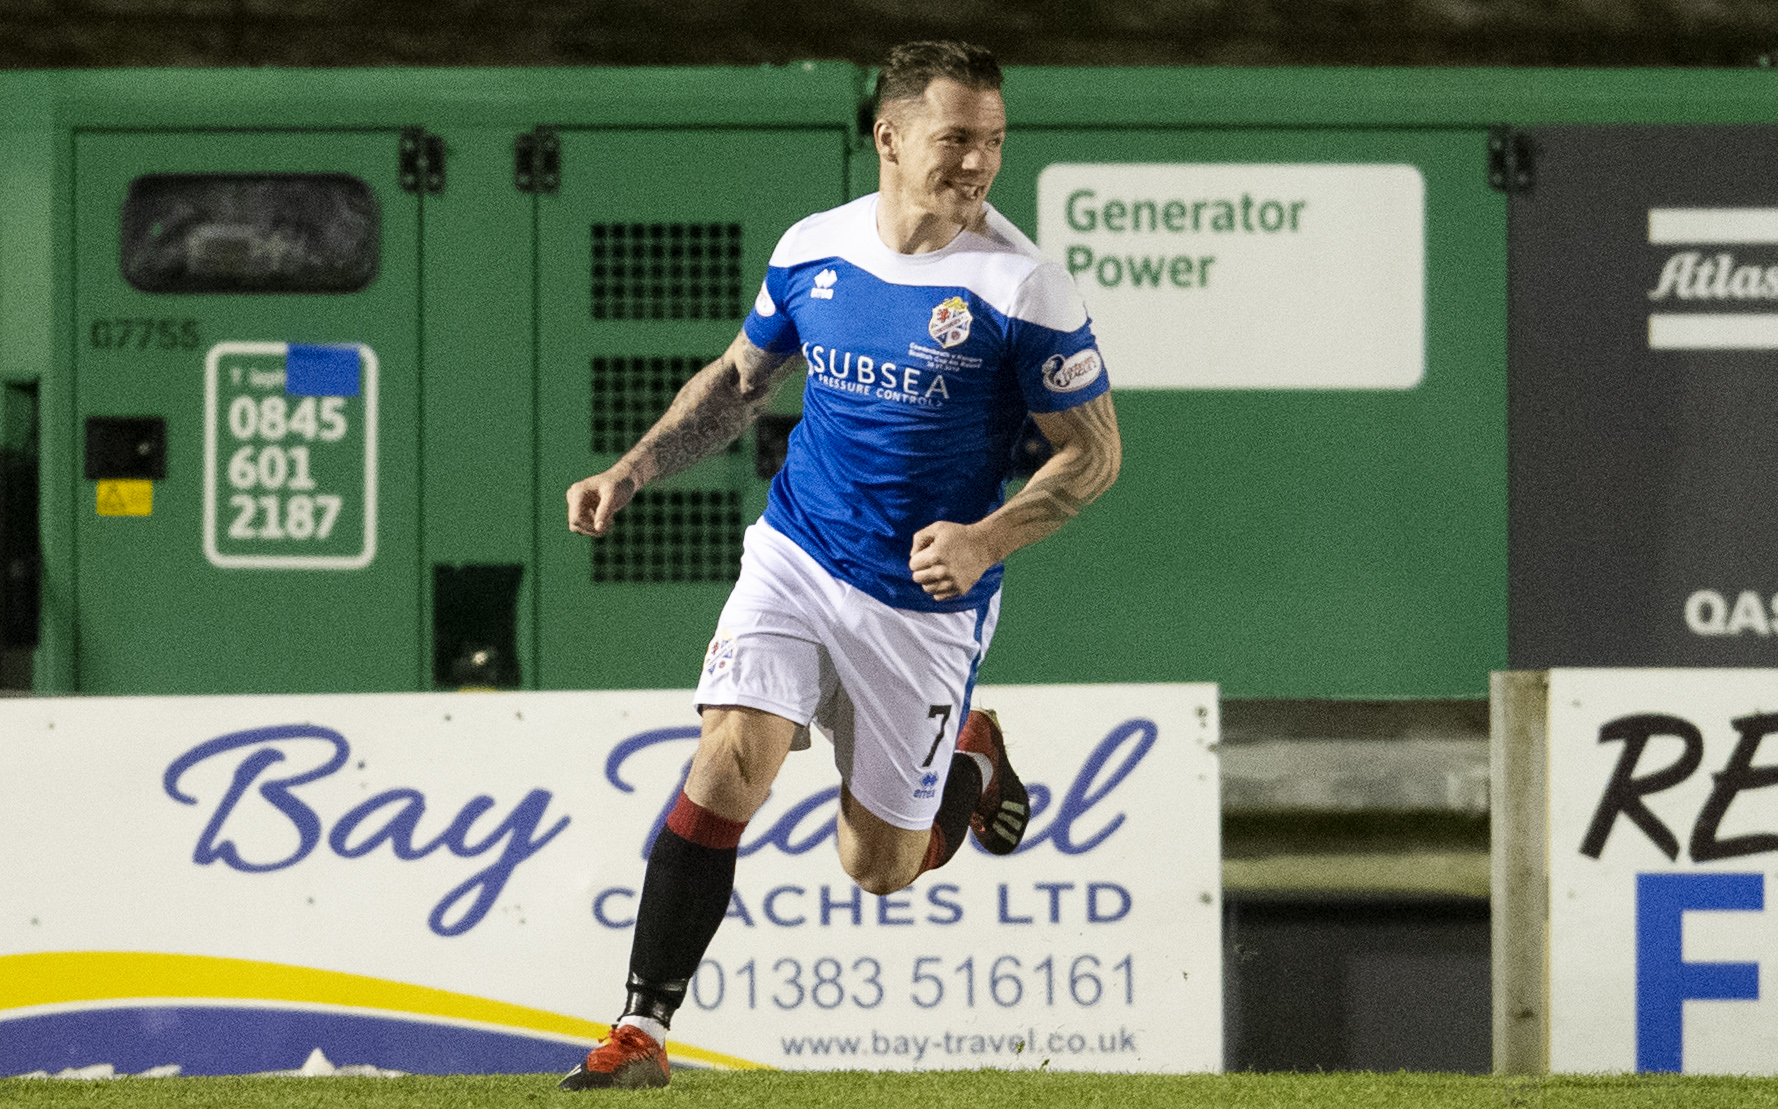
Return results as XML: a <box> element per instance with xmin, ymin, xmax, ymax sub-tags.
<box><xmin>1636</xmin><ymin>872</ymin><xmax>1762</xmax><ymax>1072</ymax></box>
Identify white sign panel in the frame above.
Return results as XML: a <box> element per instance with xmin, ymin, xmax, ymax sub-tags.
<box><xmin>1549</xmin><ymin>669</ymin><xmax>1778</xmax><ymax>1073</ymax></box>
<box><xmin>1646</xmin><ymin>207</ymin><xmax>1778</xmax><ymax>351</ymax></box>
<box><xmin>0</xmin><ymin>685</ymin><xmax>1219</xmax><ymax>1077</ymax></box>
<box><xmin>1036</xmin><ymin>163</ymin><xmax>1424</xmax><ymax>389</ymax></box>
<box><xmin>203</xmin><ymin>341</ymin><xmax>378</xmax><ymax>570</ymax></box>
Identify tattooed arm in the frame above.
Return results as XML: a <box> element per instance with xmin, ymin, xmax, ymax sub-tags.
<box><xmin>909</xmin><ymin>391</ymin><xmax>1122</xmax><ymax>601</ymax></box>
<box><xmin>568</xmin><ymin>332</ymin><xmax>797</xmax><ymax>536</ymax></box>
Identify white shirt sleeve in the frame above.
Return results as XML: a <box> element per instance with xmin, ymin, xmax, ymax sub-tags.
<box><xmin>1007</xmin><ymin>261</ymin><xmax>1090</xmax><ymax>333</ymax></box>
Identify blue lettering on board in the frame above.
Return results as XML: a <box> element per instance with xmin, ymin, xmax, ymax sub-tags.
<box><xmin>1635</xmin><ymin>871</ymin><xmax>1762</xmax><ymax>1072</ymax></box>
<box><xmin>604</xmin><ymin>717</ymin><xmax>1160</xmax><ymax>863</ymax></box>
<box><xmin>163</xmin><ymin>725</ymin><xmax>569</xmax><ymax>937</ymax></box>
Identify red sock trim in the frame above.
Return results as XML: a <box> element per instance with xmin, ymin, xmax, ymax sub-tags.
<box><xmin>665</xmin><ymin>791</ymin><xmax>747</xmax><ymax>850</ymax></box>
<box><xmin>917</xmin><ymin>825</ymin><xmax>947</xmax><ymax>876</ymax></box>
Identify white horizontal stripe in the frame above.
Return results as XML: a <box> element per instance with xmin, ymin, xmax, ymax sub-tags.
<box><xmin>0</xmin><ymin>997</ymin><xmax>594</xmax><ymax>1045</ymax></box>
<box><xmin>768</xmin><ymin>195</ymin><xmax>1088</xmax><ymax>326</ymax></box>
<box><xmin>1649</xmin><ymin>208</ymin><xmax>1778</xmax><ymax>244</ymax></box>
<box><xmin>1648</xmin><ymin>313</ymin><xmax>1778</xmax><ymax>349</ymax></box>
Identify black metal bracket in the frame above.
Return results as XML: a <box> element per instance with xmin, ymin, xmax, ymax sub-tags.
<box><xmin>0</xmin><ymin>445</ymin><xmax>39</xmax><ymax>650</ymax></box>
<box><xmin>399</xmin><ymin>127</ymin><xmax>445</xmax><ymax>195</ymax></box>
<box><xmin>84</xmin><ymin>416</ymin><xmax>166</xmax><ymax>481</ymax></box>
<box><xmin>515</xmin><ymin>127</ymin><xmax>561</xmax><ymax>194</ymax></box>
<box><xmin>1488</xmin><ymin>127</ymin><xmax>1534</xmax><ymax>193</ymax></box>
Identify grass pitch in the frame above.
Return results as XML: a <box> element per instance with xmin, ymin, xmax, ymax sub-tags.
<box><xmin>5</xmin><ymin>1072</ymin><xmax>1778</xmax><ymax>1109</ymax></box>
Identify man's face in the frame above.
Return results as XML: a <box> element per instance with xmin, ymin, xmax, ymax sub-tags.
<box><xmin>880</xmin><ymin>78</ymin><xmax>1006</xmax><ymax>226</ymax></box>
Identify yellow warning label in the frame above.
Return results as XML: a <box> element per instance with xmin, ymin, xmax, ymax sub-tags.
<box><xmin>96</xmin><ymin>479</ymin><xmax>153</xmax><ymax>517</ymax></box>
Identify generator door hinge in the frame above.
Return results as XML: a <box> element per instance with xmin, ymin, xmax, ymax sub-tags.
<box><xmin>515</xmin><ymin>127</ymin><xmax>561</xmax><ymax>194</ymax></box>
<box><xmin>1488</xmin><ymin>127</ymin><xmax>1534</xmax><ymax>193</ymax></box>
<box><xmin>399</xmin><ymin>128</ymin><xmax>445</xmax><ymax>195</ymax></box>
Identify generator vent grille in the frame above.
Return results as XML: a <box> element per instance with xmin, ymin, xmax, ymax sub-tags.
<box><xmin>589</xmin><ymin>489</ymin><xmax>743</xmax><ymax>584</ymax></box>
<box><xmin>590</xmin><ymin>222</ymin><xmax>743</xmax><ymax>320</ymax></box>
<box><xmin>593</xmin><ymin>355</ymin><xmax>735</xmax><ymax>454</ymax></box>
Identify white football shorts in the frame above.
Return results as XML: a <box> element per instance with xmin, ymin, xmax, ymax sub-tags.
<box><xmin>695</xmin><ymin>520</ymin><xmax>1000</xmax><ymax>830</ymax></box>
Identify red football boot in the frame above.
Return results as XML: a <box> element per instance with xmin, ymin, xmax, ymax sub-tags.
<box><xmin>558</xmin><ymin>1024</ymin><xmax>670</xmax><ymax>1090</ymax></box>
<box><xmin>957</xmin><ymin>708</ymin><xmax>1029</xmax><ymax>856</ymax></box>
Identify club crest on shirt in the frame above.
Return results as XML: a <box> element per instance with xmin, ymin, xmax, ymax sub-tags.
<box><xmin>929</xmin><ymin>296</ymin><xmax>973</xmax><ymax>349</ymax></box>
<box><xmin>704</xmin><ymin>628</ymin><xmax>736</xmax><ymax>676</ymax></box>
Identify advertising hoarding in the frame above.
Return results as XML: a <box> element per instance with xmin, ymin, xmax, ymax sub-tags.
<box><xmin>1549</xmin><ymin>668</ymin><xmax>1778</xmax><ymax>1073</ymax></box>
<box><xmin>1510</xmin><ymin>127</ymin><xmax>1778</xmax><ymax>668</ymax></box>
<box><xmin>0</xmin><ymin>684</ymin><xmax>1219</xmax><ymax>1076</ymax></box>
<box><xmin>1036</xmin><ymin>163</ymin><xmax>1424</xmax><ymax>389</ymax></box>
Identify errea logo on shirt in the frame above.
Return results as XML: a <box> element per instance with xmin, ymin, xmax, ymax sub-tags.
<box><xmin>811</xmin><ymin>269</ymin><xmax>838</xmax><ymax>300</ymax></box>
<box><xmin>1043</xmin><ymin>348</ymin><xmax>1105</xmax><ymax>393</ymax></box>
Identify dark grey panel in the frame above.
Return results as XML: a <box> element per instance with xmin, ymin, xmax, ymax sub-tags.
<box><xmin>1510</xmin><ymin>125</ymin><xmax>1778</xmax><ymax>666</ymax></box>
<box><xmin>1223</xmin><ymin>896</ymin><xmax>1490</xmax><ymax>1073</ymax></box>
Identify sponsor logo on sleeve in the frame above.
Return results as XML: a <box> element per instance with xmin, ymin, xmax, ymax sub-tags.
<box><xmin>811</xmin><ymin>269</ymin><xmax>838</xmax><ymax>300</ymax></box>
<box><xmin>1041</xmin><ymin>348</ymin><xmax>1104</xmax><ymax>393</ymax></box>
<box><xmin>754</xmin><ymin>283</ymin><xmax>776</xmax><ymax>318</ymax></box>
<box><xmin>929</xmin><ymin>296</ymin><xmax>973</xmax><ymax>349</ymax></box>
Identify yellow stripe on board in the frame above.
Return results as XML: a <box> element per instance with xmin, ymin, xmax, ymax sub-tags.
<box><xmin>0</xmin><ymin>952</ymin><xmax>766</xmax><ymax>1071</ymax></box>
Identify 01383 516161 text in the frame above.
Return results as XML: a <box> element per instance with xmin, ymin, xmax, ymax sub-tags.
<box><xmin>681</xmin><ymin>951</ymin><xmax>1135</xmax><ymax>1013</ymax></box>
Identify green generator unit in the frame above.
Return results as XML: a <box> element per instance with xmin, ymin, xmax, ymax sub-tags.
<box><xmin>4</xmin><ymin>66</ymin><xmax>1776</xmax><ymax>700</ymax></box>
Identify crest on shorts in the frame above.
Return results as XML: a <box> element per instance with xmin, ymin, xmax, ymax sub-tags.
<box><xmin>704</xmin><ymin>629</ymin><xmax>736</xmax><ymax>677</ymax></box>
<box><xmin>929</xmin><ymin>296</ymin><xmax>973</xmax><ymax>349</ymax></box>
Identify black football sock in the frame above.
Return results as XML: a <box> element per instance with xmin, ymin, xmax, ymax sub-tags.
<box><xmin>917</xmin><ymin>751</ymin><xmax>983</xmax><ymax>875</ymax></box>
<box><xmin>624</xmin><ymin>792</ymin><xmax>746</xmax><ymax>1027</ymax></box>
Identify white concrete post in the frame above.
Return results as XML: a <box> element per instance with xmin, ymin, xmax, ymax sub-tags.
<box><xmin>1491</xmin><ymin>670</ymin><xmax>1549</xmax><ymax>1075</ymax></box>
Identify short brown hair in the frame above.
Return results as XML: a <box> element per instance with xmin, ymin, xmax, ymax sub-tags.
<box><xmin>872</xmin><ymin>41</ymin><xmax>1002</xmax><ymax>119</ymax></box>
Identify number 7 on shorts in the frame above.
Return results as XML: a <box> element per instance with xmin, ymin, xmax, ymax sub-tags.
<box><xmin>922</xmin><ymin>703</ymin><xmax>953</xmax><ymax>767</ymax></box>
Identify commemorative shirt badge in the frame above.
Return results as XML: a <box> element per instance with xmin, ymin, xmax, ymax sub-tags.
<box><xmin>929</xmin><ymin>295</ymin><xmax>973</xmax><ymax>348</ymax></box>
<box><xmin>1042</xmin><ymin>348</ymin><xmax>1105</xmax><ymax>393</ymax></box>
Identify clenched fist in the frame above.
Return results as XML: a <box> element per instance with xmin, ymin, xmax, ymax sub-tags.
<box><xmin>909</xmin><ymin>520</ymin><xmax>1000</xmax><ymax>601</ymax></box>
<box><xmin>567</xmin><ymin>466</ymin><xmax>641</xmax><ymax>537</ymax></box>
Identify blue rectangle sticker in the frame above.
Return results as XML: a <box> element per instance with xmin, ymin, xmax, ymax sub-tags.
<box><xmin>286</xmin><ymin>344</ymin><xmax>361</xmax><ymax>397</ymax></box>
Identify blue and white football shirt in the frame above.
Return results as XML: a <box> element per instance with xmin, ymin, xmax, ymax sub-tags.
<box><xmin>744</xmin><ymin>193</ymin><xmax>1110</xmax><ymax>613</ymax></box>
